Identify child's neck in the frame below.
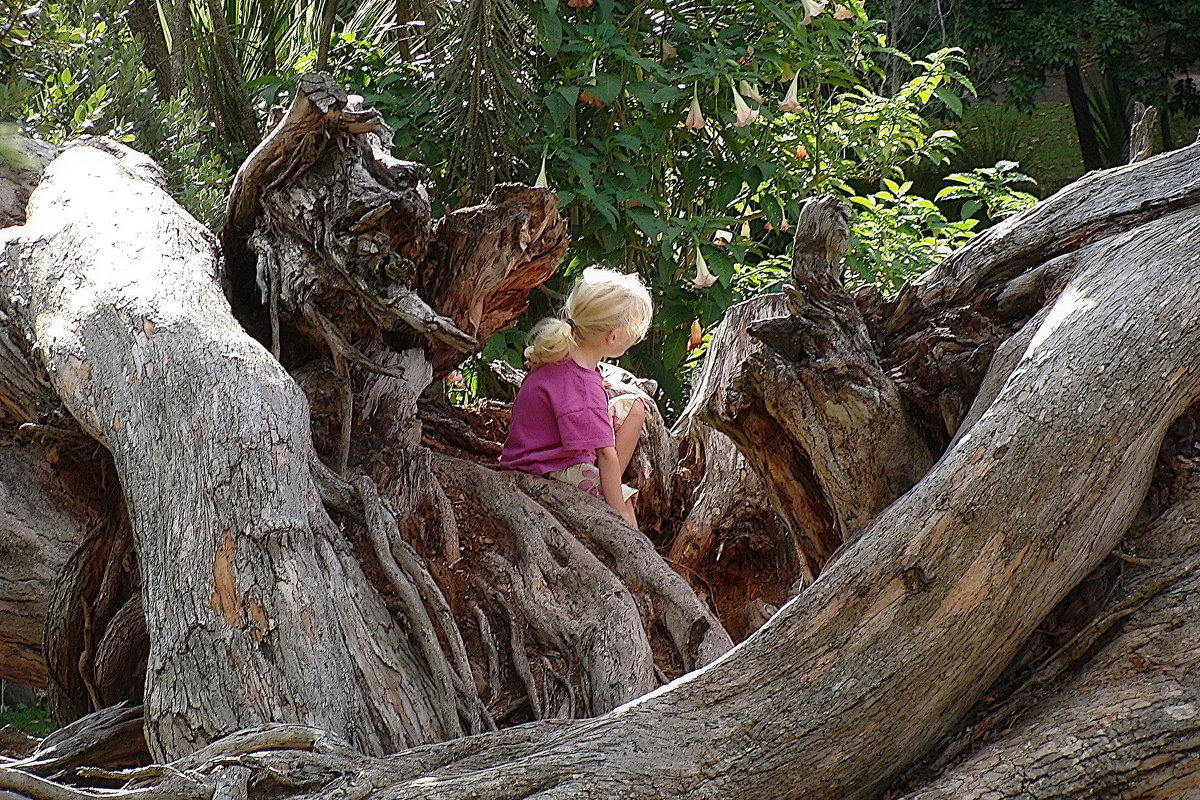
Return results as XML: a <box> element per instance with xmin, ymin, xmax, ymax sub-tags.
<box><xmin>570</xmin><ymin>343</ymin><xmax>606</xmax><ymax>371</ymax></box>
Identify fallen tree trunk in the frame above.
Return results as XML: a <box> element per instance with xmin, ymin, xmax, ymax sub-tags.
<box><xmin>4</xmin><ymin>84</ymin><xmax>1200</xmax><ymax>800</ymax></box>
<box><xmin>1</xmin><ymin>140</ymin><xmax>452</xmax><ymax>759</ymax></box>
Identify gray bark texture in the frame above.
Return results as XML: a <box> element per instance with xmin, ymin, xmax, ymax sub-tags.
<box><xmin>1</xmin><ymin>140</ymin><xmax>448</xmax><ymax>759</ymax></box>
<box><xmin>4</xmin><ymin>80</ymin><xmax>1200</xmax><ymax>800</ymax></box>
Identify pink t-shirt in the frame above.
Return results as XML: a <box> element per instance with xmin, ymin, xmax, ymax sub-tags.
<box><xmin>500</xmin><ymin>359</ymin><xmax>615</xmax><ymax>475</ymax></box>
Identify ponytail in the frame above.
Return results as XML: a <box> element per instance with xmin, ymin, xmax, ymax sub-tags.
<box><xmin>524</xmin><ymin>317</ymin><xmax>575</xmax><ymax>366</ymax></box>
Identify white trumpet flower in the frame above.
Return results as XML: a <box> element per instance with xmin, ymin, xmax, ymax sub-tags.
<box><xmin>800</xmin><ymin>0</ymin><xmax>827</xmax><ymax>24</ymax></box>
<box><xmin>684</xmin><ymin>89</ymin><xmax>706</xmax><ymax>131</ymax></box>
<box><xmin>778</xmin><ymin>72</ymin><xmax>801</xmax><ymax>113</ymax></box>
<box><xmin>731</xmin><ymin>82</ymin><xmax>759</xmax><ymax>127</ymax></box>
<box><xmin>738</xmin><ymin>80</ymin><xmax>764</xmax><ymax>104</ymax></box>
<box><xmin>692</xmin><ymin>247</ymin><xmax>717</xmax><ymax>288</ymax></box>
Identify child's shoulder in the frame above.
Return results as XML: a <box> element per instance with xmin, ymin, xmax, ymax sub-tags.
<box><xmin>527</xmin><ymin>359</ymin><xmax>602</xmax><ymax>394</ymax></box>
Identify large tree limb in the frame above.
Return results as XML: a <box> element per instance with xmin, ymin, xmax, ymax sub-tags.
<box><xmin>904</xmin><ymin>468</ymin><xmax>1200</xmax><ymax>799</ymax></box>
<box><xmin>1</xmin><ymin>141</ymin><xmax>458</xmax><ymax>759</ymax></box>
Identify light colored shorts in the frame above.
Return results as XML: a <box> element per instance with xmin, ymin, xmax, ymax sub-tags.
<box><xmin>549</xmin><ymin>462</ymin><xmax>638</xmax><ymax>503</ymax></box>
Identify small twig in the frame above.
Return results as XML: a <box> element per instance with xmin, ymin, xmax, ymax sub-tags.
<box><xmin>1112</xmin><ymin>550</ymin><xmax>1154</xmax><ymax>566</ymax></box>
<box><xmin>470</xmin><ymin>603</ymin><xmax>501</xmax><ymax>707</ymax></box>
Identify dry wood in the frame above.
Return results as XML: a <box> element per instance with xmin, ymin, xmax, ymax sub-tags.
<box><xmin>1</xmin><ymin>140</ymin><xmax>455</xmax><ymax>759</ymax></box>
<box><xmin>1129</xmin><ymin>101</ymin><xmax>1157</xmax><ymax>164</ymax></box>
<box><xmin>418</xmin><ymin>185</ymin><xmax>570</xmax><ymax>378</ymax></box>
<box><xmin>702</xmin><ymin>196</ymin><xmax>932</xmax><ymax>584</ymax></box>
<box><xmin>669</xmin><ymin>294</ymin><xmax>793</xmax><ymax>636</ymax></box>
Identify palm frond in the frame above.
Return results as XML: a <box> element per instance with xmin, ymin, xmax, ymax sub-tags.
<box><xmin>426</xmin><ymin>0</ymin><xmax>535</xmax><ymax>204</ymax></box>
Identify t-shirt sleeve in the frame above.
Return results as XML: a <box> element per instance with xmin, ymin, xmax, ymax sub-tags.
<box><xmin>557</xmin><ymin>404</ymin><xmax>615</xmax><ymax>451</ymax></box>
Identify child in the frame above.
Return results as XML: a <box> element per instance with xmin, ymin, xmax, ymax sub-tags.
<box><xmin>500</xmin><ymin>268</ymin><xmax>652</xmax><ymax>528</ymax></box>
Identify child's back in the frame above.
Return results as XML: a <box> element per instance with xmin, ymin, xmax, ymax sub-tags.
<box><xmin>500</xmin><ymin>358</ymin><xmax>613</xmax><ymax>475</ymax></box>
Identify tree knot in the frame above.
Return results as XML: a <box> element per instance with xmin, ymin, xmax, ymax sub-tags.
<box><xmin>899</xmin><ymin>565</ymin><xmax>932</xmax><ymax>595</ymax></box>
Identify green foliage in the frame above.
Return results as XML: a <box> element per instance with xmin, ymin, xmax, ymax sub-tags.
<box><xmin>347</xmin><ymin>0</ymin><xmax>976</xmax><ymax>410</ymax></box>
<box><xmin>0</xmin><ymin>704</ymin><xmax>54</xmax><ymax>737</ymax></box>
<box><xmin>0</xmin><ymin>0</ymin><xmax>233</xmax><ymax>226</ymax></box>
<box><xmin>847</xmin><ymin>179</ymin><xmax>975</xmax><ymax>292</ymax></box>
<box><xmin>936</xmin><ymin>160</ymin><xmax>1037</xmax><ymax>222</ymax></box>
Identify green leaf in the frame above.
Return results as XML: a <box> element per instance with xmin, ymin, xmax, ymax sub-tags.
<box><xmin>628</xmin><ymin>207</ymin><xmax>666</xmax><ymax>237</ymax></box>
<box><xmin>933</xmin><ymin>86</ymin><xmax>962</xmax><ymax>117</ymax></box>
<box><xmin>651</xmin><ymin>85</ymin><xmax>686</xmax><ymax>103</ymax></box>
<box><xmin>538</xmin><ymin>13</ymin><xmax>563</xmax><ymax>56</ymax></box>
<box><xmin>590</xmin><ymin>72</ymin><xmax>622</xmax><ymax>104</ymax></box>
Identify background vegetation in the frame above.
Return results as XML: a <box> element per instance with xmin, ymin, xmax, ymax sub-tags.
<box><xmin>3</xmin><ymin>0</ymin><xmax>1197</xmax><ymax>413</ymax></box>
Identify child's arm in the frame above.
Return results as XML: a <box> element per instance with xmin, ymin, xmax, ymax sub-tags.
<box><xmin>596</xmin><ymin>445</ymin><xmax>636</xmax><ymax>527</ymax></box>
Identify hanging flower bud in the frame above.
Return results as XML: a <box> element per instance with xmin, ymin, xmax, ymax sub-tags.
<box><xmin>579</xmin><ymin>58</ymin><xmax>604</xmax><ymax>106</ymax></box>
<box><xmin>688</xmin><ymin>319</ymin><xmax>704</xmax><ymax>351</ymax></box>
<box><xmin>800</xmin><ymin>0</ymin><xmax>827</xmax><ymax>24</ymax></box>
<box><xmin>794</xmin><ymin>144</ymin><xmax>808</xmax><ymax>159</ymax></box>
<box><xmin>731</xmin><ymin>82</ymin><xmax>759</xmax><ymax>127</ymax></box>
<box><xmin>778</xmin><ymin>72</ymin><xmax>802</xmax><ymax>113</ymax></box>
<box><xmin>534</xmin><ymin>149</ymin><xmax>549</xmax><ymax>189</ymax></box>
<box><xmin>738</xmin><ymin>80</ymin><xmax>764</xmax><ymax>104</ymax></box>
<box><xmin>692</xmin><ymin>247</ymin><xmax>717</xmax><ymax>288</ymax></box>
<box><xmin>567</xmin><ymin>0</ymin><xmax>593</xmax><ymax>7</ymax></box>
<box><xmin>683</xmin><ymin>89</ymin><xmax>706</xmax><ymax>131</ymax></box>
<box><xmin>833</xmin><ymin>4</ymin><xmax>854</xmax><ymax>19</ymax></box>
<box><xmin>662</xmin><ymin>39</ymin><xmax>677</xmax><ymax>59</ymax></box>
<box><xmin>739</xmin><ymin>220</ymin><xmax>751</xmax><ymax>239</ymax></box>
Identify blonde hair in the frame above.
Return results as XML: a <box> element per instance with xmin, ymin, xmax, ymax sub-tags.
<box><xmin>524</xmin><ymin>268</ymin><xmax>652</xmax><ymax>366</ymax></box>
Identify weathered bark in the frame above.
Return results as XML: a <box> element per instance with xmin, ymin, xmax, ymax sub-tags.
<box><xmin>1</xmin><ymin>140</ymin><xmax>451</xmax><ymax>759</ymax></box>
<box><xmin>0</xmin><ymin>443</ymin><xmax>88</xmax><ymax>687</ymax></box>
<box><xmin>5</xmin><ymin>703</ymin><xmax>148</xmax><ymax>782</ymax></box>
<box><xmin>901</xmin><ymin>440</ymin><xmax>1200</xmax><ymax>799</ymax></box>
<box><xmin>0</xmin><ymin>137</ymin><xmax>55</xmax><ymax>230</ymax></box>
<box><xmin>416</xmin><ymin>185</ymin><xmax>570</xmax><ymax>377</ymax></box>
<box><xmin>702</xmin><ymin>196</ymin><xmax>933</xmax><ymax>585</ymax></box>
